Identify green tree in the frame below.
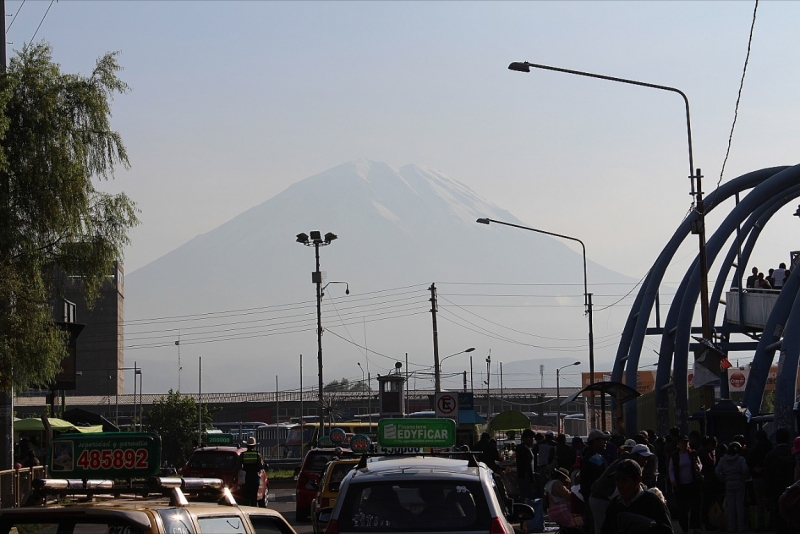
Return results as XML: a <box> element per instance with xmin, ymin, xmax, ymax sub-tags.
<box><xmin>146</xmin><ymin>390</ymin><xmax>214</xmax><ymax>468</ymax></box>
<box><xmin>0</xmin><ymin>42</ymin><xmax>138</xmax><ymax>392</ymax></box>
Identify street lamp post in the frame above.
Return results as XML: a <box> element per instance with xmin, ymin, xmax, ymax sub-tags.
<box><xmin>557</xmin><ymin>361</ymin><xmax>581</xmax><ymax>434</ymax></box>
<box><xmin>507</xmin><ymin>60</ymin><xmax>712</xmax><ymax>406</ymax></box>
<box><xmin>437</xmin><ymin>347</ymin><xmax>475</xmax><ymax>391</ymax></box>
<box><xmin>477</xmin><ymin>217</ymin><xmax>597</xmax><ymax>428</ymax></box>
<box><xmin>485</xmin><ymin>353</ymin><xmax>491</xmax><ymax>418</ymax></box>
<box><xmin>296</xmin><ymin>231</ymin><xmax>339</xmax><ymax>410</ymax></box>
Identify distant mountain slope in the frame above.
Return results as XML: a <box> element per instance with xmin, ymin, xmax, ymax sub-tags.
<box><xmin>121</xmin><ymin>160</ymin><xmax>635</xmax><ymax>394</ymax></box>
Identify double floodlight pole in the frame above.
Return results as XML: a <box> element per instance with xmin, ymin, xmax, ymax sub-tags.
<box><xmin>296</xmin><ymin>231</ymin><xmax>339</xmax><ymax>409</ymax></box>
<box><xmin>477</xmin><ymin>217</ymin><xmax>596</xmax><ymax>429</ymax></box>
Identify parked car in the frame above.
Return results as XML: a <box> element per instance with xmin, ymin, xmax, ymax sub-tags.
<box><xmin>182</xmin><ymin>445</ymin><xmax>269</xmax><ymax>506</ymax></box>
<box><xmin>311</xmin><ymin>458</ymin><xmax>359</xmax><ymax>534</ymax></box>
<box><xmin>319</xmin><ymin>455</ymin><xmax>534</xmax><ymax>534</ymax></box>
<box><xmin>1</xmin><ymin>476</ymin><xmax>295</xmax><ymax>534</ymax></box>
<box><xmin>295</xmin><ymin>447</ymin><xmax>355</xmax><ymax>521</ymax></box>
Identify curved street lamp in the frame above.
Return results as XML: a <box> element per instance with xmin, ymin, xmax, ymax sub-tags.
<box><xmin>437</xmin><ymin>347</ymin><xmax>475</xmax><ymax>391</ymax></box>
<box><xmin>477</xmin><ymin>217</ymin><xmax>597</xmax><ymax>428</ymax></box>
<box><xmin>296</xmin><ymin>231</ymin><xmax>338</xmax><ymax>409</ymax></box>
<box><xmin>508</xmin><ymin>60</ymin><xmax>712</xmax><ymax>409</ymax></box>
<box><xmin>557</xmin><ymin>361</ymin><xmax>581</xmax><ymax>434</ymax></box>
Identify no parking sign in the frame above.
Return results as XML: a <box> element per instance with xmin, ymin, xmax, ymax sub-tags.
<box><xmin>434</xmin><ymin>392</ymin><xmax>459</xmax><ymax>422</ymax></box>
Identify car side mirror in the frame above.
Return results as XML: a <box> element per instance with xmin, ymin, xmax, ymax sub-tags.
<box><xmin>318</xmin><ymin>508</ymin><xmax>333</xmax><ymax>524</ymax></box>
<box><xmin>510</xmin><ymin>503</ymin><xmax>535</xmax><ymax>521</ymax></box>
<box><xmin>306</xmin><ymin>480</ymin><xmax>318</xmax><ymax>490</ymax></box>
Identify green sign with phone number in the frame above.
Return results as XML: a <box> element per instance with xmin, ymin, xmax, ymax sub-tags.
<box><xmin>49</xmin><ymin>432</ymin><xmax>161</xmax><ymax>479</ymax></box>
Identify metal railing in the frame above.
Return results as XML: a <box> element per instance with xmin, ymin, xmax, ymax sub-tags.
<box><xmin>0</xmin><ymin>466</ymin><xmax>45</xmax><ymax>508</ymax></box>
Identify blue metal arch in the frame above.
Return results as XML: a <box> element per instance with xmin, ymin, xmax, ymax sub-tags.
<box><xmin>611</xmin><ymin>167</ymin><xmax>785</xmax><ymax>434</ymax></box>
<box><xmin>669</xmin><ymin>182</ymin><xmax>800</xmax><ymax>431</ymax></box>
<box><xmin>609</xmin><ymin>166</ymin><xmax>800</xmax><ymax>435</ymax></box>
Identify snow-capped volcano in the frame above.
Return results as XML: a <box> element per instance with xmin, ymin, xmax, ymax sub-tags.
<box><xmin>120</xmin><ymin>160</ymin><xmax>633</xmax><ymax>394</ymax></box>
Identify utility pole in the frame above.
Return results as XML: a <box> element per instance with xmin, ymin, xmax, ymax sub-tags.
<box><xmin>198</xmin><ymin>357</ymin><xmax>202</xmax><ymax>445</ymax></box>
<box><xmin>430</xmin><ymin>284</ymin><xmax>441</xmax><ymax>392</ymax></box>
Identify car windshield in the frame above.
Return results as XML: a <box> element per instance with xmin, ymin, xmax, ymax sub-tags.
<box><xmin>186</xmin><ymin>451</ymin><xmax>238</xmax><ymax>470</ymax></box>
<box><xmin>337</xmin><ymin>480</ymin><xmax>490</xmax><ymax>532</ymax></box>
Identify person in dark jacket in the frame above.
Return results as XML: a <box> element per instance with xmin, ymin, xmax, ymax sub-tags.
<box><xmin>748</xmin><ymin>429</ymin><xmax>773</xmax><ymax>531</ymax></box>
<box><xmin>763</xmin><ymin>428</ymin><xmax>795</xmax><ymax>534</ymax></box>
<box><xmin>697</xmin><ymin>436</ymin><xmax>721</xmax><ymax>532</ymax></box>
<box><xmin>601</xmin><ymin>459</ymin><xmax>673</xmax><ymax>534</ymax></box>
<box><xmin>516</xmin><ymin>429</ymin><xmax>536</xmax><ymax>502</ymax></box>
<box><xmin>581</xmin><ymin>430</ymin><xmax>610</xmax><ymax>534</ymax></box>
<box><xmin>556</xmin><ymin>433</ymin><xmax>576</xmax><ymax>473</ymax></box>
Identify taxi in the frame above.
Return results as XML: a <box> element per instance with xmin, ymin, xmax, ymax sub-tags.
<box><xmin>0</xmin><ymin>431</ymin><xmax>291</xmax><ymax>534</ymax></box>
<box><xmin>0</xmin><ymin>476</ymin><xmax>297</xmax><ymax>534</ymax></box>
<box><xmin>310</xmin><ymin>458</ymin><xmax>359</xmax><ymax>534</ymax></box>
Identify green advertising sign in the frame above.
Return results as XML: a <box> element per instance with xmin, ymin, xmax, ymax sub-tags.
<box><xmin>205</xmin><ymin>433</ymin><xmax>235</xmax><ymax>446</ymax></box>
<box><xmin>377</xmin><ymin>418</ymin><xmax>456</xmax><ymax>448</ymax></box>
<box><xmin>49</xmin><ymin>432</ymin><xmax>161</xmax><ymax>479</ymax></box>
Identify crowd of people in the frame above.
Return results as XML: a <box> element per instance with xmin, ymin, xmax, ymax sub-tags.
<box><xmin>478</xmin><ymin>426</ymin><xmax>800</xmax><ymax>534</ymax></box>
<box><xmin>746</xmin><ymin>263</ymin><xmax>791</xmax><ymax>291</ymax></box>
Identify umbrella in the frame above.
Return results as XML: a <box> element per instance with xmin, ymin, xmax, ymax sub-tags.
<box><xmin>488</xmin><ymin>410</ymin><xmax>532</xmax><ymax>431</ymax></box>
<box><xmin>14</xmin><ymin>417</ymin><xmax>79</xmax><ymax>432</ymax></box>
<box><xmin>559</xmin><ymin>380</ymin><xmax>640</xmax><ymax>406</ymax></box>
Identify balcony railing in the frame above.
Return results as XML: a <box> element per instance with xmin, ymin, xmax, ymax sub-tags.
<box><xmin>725</xmin><ymin>288</ymin><xmax>781</xmax><ymax>329</ymax></box>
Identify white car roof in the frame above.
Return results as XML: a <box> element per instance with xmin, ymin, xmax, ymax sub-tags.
<box><xmin>354</xmin><ymin>456</ymin><xmax>483</xmax><ymax>479</ymax></box>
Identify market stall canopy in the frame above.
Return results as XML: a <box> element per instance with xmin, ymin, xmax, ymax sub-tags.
<box><xmin>14</xmin><ymin>417</ymin><xmax>102</xmax><ymax>433</ymax></box>
<box><xmin>488</xmin><ymin>410</ymin><xmax>531</xmax><ymax>431</ymax></box>
<box><xmin>560</xmin><ymin>381</ymin><xmax>641</xmax><ymax>406</ymax></box>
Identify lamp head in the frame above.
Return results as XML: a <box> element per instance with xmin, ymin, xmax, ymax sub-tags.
<box><xmin>476</xmin><ymin>218</ymin><xmax>491</xmax><ymax>225</ymax></box>
<box><xmin>324</xmin><ymin>232</ymin><xmax>338</xmax><ymax>243</ymax></box>
<box><xmin>296</xmin><ymin>233</ymin><xmax>309</xmax><ymax>244</ymax></box>
<box><xmin>465</xmin><ymin>347</ymin><xmax>475</xmax><ymax>353</ymax></box>
<box><xmin>508</xmin><ymin>62</ymin><xmax>531</xmax><ymax>72</ymax></box>
<box><xmin>573</xmin><ymin>361</ymin><xmax>581</xmax><ymax>366</ymax></box>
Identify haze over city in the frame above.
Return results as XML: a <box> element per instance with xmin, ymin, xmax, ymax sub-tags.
<box><xmin>8</xmin><ymin>1</ymin><xmax>798</xmax><ymax>394</ymax></box>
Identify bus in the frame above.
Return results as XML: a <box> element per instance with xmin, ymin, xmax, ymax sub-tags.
<box><xmin>253</xmin><ymin>422</ymin><xmax>300</xmax><ymax>459</ymax></box>
<box><xmin>284</xmin><ymin>421</ymin><xmax>378</xmax><ymax>458</ymax></box>
<box><xmin>209</xmin><ymin>422</ymin><xmax>267</xmax><ymax>444</ymax></box>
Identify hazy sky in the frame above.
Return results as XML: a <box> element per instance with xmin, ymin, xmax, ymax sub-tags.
<box><xmin>9</xmin><ymin>1</ymin><xmax>796</xmax><ymax>285</ymax></box>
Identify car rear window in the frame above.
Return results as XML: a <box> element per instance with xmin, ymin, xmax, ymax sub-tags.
<box><xmin>306</xmin><ymin>452</ymin><xmax>352</xmax><ymax>473</ymax></box>
<box><xmin>337</xmin><ymin>480</ymin><xmax>490</xmax><ymax>532</ymax></box>
<box><xmin>186</xmin><ymin>451</ymin><xmax>239</xmax><ymax>471</ymax></box>
<box><xmin>327</xmin><ymin>462</ymin><xmax>356</xmax><ymax>491</ymax></box>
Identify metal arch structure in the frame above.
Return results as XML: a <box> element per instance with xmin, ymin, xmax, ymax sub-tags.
<box><xmin>610</xmin><ymin>164</ymin><xmax>800</xmax><ymax>436</ymax></box>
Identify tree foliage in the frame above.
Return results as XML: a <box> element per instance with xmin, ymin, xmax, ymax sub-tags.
<box><xmin>324</xmin><ymin>377</ymin><xmax>368</xmax><ymax>392</ymax></box>
<box><xmin>146</xmin><ymin>390</ymin><xmax>214</xmax><ymax>468</ymax></box>
<box><xmin>0</xmin><ymin>43</ymin><xmax>138</xmax><ymax>392</ymax></box>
